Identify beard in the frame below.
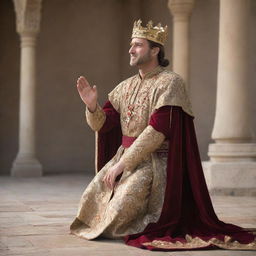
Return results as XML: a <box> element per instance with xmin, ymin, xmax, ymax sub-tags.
<box><xmin>130</xmin><ymin>50</ymin><xmax>152</xmax><ymax>66</ymax></box>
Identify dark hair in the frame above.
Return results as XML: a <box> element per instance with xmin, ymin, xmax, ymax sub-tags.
<box><xmin>148</xmin><ymin>40</ymin><xmax>170</xmax><ymax>67</ymax></box>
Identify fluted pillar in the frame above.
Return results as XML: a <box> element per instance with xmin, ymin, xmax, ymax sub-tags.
<box><xmin>11</xmin><ymin>0</ymin><xmax>42</xmax><ymax>177</ymax></box>
<box><xmin>203</xmin><ymin>0</ymin><xmax>256</xmax><ymax>195</ymax></box>
<box><xmin>168</xmin><ymin>0</ymin><xmax>195</xmax><ymax>90</ymax></box>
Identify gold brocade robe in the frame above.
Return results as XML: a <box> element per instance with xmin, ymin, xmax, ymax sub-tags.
<box><xmin>70</xmin><ymin>66</ymin><xmax>193</xmax><ymax>239</ymax></box>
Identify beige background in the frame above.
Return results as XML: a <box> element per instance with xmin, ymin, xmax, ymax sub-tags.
<box><xmin>0</xmin><ymin>0</ymin><xmax>255</xmax><ymax>175</ymax></box>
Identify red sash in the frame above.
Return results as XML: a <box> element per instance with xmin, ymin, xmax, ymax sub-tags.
<box><xmin>122</xmin><ymin>136</ymin><xmax>137</xmax><ymax>148</ymax></box>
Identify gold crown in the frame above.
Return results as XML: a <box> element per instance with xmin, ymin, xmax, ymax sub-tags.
<box><xmin>131</xmin><ymin>19</ymin><xmax>168</xmax><ymax>46</ymax></box>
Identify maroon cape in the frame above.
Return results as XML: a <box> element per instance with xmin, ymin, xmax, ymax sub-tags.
<box><xmin>97</xmin><ymin>101</ymin><xmax>255</xmax><ymax>251</ymax></box>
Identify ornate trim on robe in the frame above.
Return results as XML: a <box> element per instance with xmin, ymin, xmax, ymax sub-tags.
<box><xmin>142</xmin><ymin>234</ymin><xmax>256</xmax><ymax>250</ymax></box>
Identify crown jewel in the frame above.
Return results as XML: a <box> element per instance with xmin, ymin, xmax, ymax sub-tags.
<box><xmin>131</xmin><ymin>19</ymin><xmax>168</xmax><ymax>46</ymax></box>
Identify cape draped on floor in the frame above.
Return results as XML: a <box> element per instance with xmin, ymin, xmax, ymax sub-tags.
<box><xmin>96</xmin><ymin>101</ymin><xmax>256</xmax><ymax>251</ymax></box>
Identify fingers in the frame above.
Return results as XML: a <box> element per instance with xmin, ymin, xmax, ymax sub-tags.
<box><xmin>76</xmin><ymin>78</ymin><xmax>84</xmax><ymax>93</ymax></box>
<box><xmin>106</xmin><ymin>175</ymin><xmax>113</xmax><ymax>189</ymax></box>
<box><xmin>109</xmin><ymin>176</ymin><xmax>114</xmax><ymax>189</ymax></box>
<box><xmin>81</xmin><ymin>76</ymin><xmax>90</xmax><ymax>87</ymax></box>
<box><xmin>76</xmin><ymin>81</ymin><xmax>83</xmax><ymax>93</ymax></box>
<box><xmin>77</xmin><ymin>76</ymin><xmax>90</xmax><ymax>90</ymax></box>
<box><xmin>103</xmin><ymin>174</ymin><xmax>109</xmax><ymax>188</ymax></box>
<box><xmin>77</xmin><ymin>76</ymin><xmax>88</xmax><ymax>86</ymax></box>
<box><xmin>103</xmin><ymin>172</ymin><xmax>115</xmax><ymax>190</ymax></box>
<box><xmin>103</xmin><ymin>173</ymin><xmax>109</xmax><ymax>188</ymax></box>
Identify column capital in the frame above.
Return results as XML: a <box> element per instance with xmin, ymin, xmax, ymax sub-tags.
<box><xmin>13</xmin><ymin>0</ymin><xmax>42</xmax><ymax>37</ymax></box>
<box><xmin>168</xmin><ymin>0</ymin><xmax>195</xmax><ymax>21</ymax></box>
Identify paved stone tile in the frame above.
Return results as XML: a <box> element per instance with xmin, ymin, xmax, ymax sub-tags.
<box><xmin>47</xmin><ymin>247</ymin><xmax>171</xmax><ymax>256</ymax></box>
<box><xmin>21</xmin><ymin>214</ymin><xmax>72</xmax><ymax>225</ymax></box>
<box><xmin>22</xmin><ymin>200</ymin><xmax>78</xmax><ymax>206</ymax></box>
<box><xmin>0</xmin><ymin>224</ymin><xmax>69</xmax><ymax>236</ymax></box>
<box><xmin>26</xmin><ymin>234</ymin><xmax>101</xmax><ymax>248</ymax></box>
<box><xmin>1</xmin><ymin>247</ymin><xmax>50</xmax><ymax>256</ymax></box>
<box><xmin>0</xmin><ymin>216</ymin><xmax>25</xmax><ymax>228</ymax></box>
<box><xmin>0</xmin><ymin>174</ymin><xmax>255</xmax><ymax>256</ymax></box>
<box><xmin>46</xmin><ymin>247</ymin><xmax>256</xmax><ymax>256</ymax></box>
<box><xmin>0</xmin><ymin>204</ymin><xmax>33</xmax><ymax>212</ymax></box>
<box><xmin>0</xmin><ymin>241</ymin><xmax>8</xmax><ymax>255</ymax></box>
<box><xmin>0</xmin><ymin>236</ymin><xmax>33</xmax><ymax>248</ymax></box>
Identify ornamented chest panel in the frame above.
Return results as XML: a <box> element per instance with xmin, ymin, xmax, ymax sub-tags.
<box><xmin>120</xmin><ymin>78</ymin><xmax>153</xmax><ymax>137</ymax></box>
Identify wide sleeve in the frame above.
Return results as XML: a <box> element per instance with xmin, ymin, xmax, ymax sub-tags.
<box><xmin>85</xmin><ymin>101</ymin><xmax>120</xmax><ymax>132</ymax></box>
<box><xmin>85</xmin><ymin>104</ymin><xmax>106</xmax><ymax>131</ymax></box>
<box><xmin>120</xmin><ymin>106</ymin><xmax>173</xmax><ymax>172</ymax></box>
<box><xmin>120</xmin><ymin>125</ymin><xmax>165</xmax><ymax>172</ymax></box>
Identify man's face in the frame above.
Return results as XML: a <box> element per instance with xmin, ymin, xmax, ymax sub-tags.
<box><xmin>129</xmin><ymin>38</ymin><xmax>152</xmax><ymax>67</ymax></box>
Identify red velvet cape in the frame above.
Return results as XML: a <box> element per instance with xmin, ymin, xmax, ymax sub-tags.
<box><xmin>97</xmin><ymin>101</ymin><xmax>255</xmax><ymax>251</ymax></box>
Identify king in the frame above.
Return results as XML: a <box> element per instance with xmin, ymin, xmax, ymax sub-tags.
<box><xmin>70</xmin><ymin>20</ymin><xmax>256</xmax><ymax>251</ymax></box>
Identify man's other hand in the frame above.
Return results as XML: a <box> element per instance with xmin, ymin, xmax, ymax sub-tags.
<box><xmin>103</xmin><ymin>160</ymin><xmax>125</xmax><ymax>190</ymax></box>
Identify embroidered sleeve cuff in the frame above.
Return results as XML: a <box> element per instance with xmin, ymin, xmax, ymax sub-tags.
<box><xmin>85</xmin><ymin>104</ymin><xmax>106</xmax><ymax>131</ymax></box>
<box><xmin>121</xmin><ymin>125</ymin><xmax>165</xmax><ymax>172</ymax></box>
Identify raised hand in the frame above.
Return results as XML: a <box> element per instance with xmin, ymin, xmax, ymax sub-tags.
<box><xmin>77</xmin><ymin>76</ymin><xmax>98</xmax><ymax>112</ymax></box>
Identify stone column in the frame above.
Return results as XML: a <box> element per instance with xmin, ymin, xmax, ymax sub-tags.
<box><xmin>203</xmin><ymin>0</ymin><xmax>256</xmax><ymax>195</ymax></box>
<box><xmin>168</xmin><ymin>0</ymin><xmax>195</xmax><ymax>90</ymax></box>
<box><xmin>11</xmin><ymin>0</ymin><xmax>43</xmax><ymax>177</ymax></box>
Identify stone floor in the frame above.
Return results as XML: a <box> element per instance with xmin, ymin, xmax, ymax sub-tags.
<box><xmin>0</xmin><ymin>174</ymin><xmax>255</xmax><ymax>256</ymax></box>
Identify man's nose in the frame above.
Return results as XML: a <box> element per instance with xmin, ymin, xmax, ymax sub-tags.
<box><xmin>129</xmin><ymin>46</ymin><xmax>134</xmax><ymax>54</ymax></box>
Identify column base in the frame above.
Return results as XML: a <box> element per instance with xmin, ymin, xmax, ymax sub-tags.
<box><xmin>202</xmin><ymin>161</ymin><xmax>256</xmax><ymax>196</ymax></box>
<box><xmin>208</xmin><ymin>143</ymin><xmax>256</xmax><ymax>162</ymax></box>
<box><xmin>11</xmin><ymin>154</ymin><xmax>43</xmax><ymax>177</ymax></box>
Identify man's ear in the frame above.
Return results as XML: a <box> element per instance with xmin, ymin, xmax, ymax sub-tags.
<box><xmin>151</xmin><ymin>47</ymin><xmax>160</xmax><ymax>56</ymax></box>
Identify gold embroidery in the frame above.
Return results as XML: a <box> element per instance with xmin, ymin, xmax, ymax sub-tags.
<box><xmin>142</xmin><ymin>234</ymin><xmax>256</xmax><ymax>250</ymax></box>
<box><xmin>108</xmin><ymin>67</ymin><xmax>193</xmax><ymax>138</ymax></box>
<box><xmin>71</xmin><ymin>66</ymin><xmax>189</xmax><ymax>240</ymax></box>
<box><xmin>151</xmin><ymin>71</ymin><xmax>193</xmax><ymax>116</ymax></box>
<box><xmin>85</xmin><ymin>104</ymin><xmax>106</xmax><ymax>131</ymax></box>
<box><xmin>121</xmin><ymin>126</ymin><xmax>165</xmax><ymax>172</ymax></box>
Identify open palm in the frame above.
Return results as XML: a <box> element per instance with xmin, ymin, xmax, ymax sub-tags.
<box><xmin>77</xmin><ymin>76</ymin><xmax>98</xmax><ymax>112</ymax></box>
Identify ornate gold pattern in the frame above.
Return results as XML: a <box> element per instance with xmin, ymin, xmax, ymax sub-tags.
<box><xmin>132</xmin><ymin>19</ymin><xmax>168</xmax><ymax>46</ymax></box>
<box><xmin>70</xmin><ymin>143</ymin><xmax>168</xmax><ymax>239</ymax></box>
<box><xmin>121</xmin><ymin>126</ymin><xmax>165</xmax><ymax>171</ymax></box>
<box><xmin>71</xmin><ymin>66</ymin><xmax>256</xmax><ymax>250</ymax></box>
<box><xmin>71</xmin><ymin>66</ymin><xmax>190</xmax><ymax>240</ymax></box>
<box><xmin>108</xmin><ymin>66</ymin><xmax>193</xmax><ymax>136</ymax></box>
<box><xmin>85</xmin><ymin>104</ymin><xmax>106</xmax><ymax>131</ymax></box>
<box><xmin>142</xmin><ymin>234</ymin><xmax>256</xmax><ymax>250</ymax></box>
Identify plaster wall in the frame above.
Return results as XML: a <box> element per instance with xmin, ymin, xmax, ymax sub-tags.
<box><xmin>36</xmin><ymin>0</ymin><xmax>123</xmax><ymax>174</ymax></box>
